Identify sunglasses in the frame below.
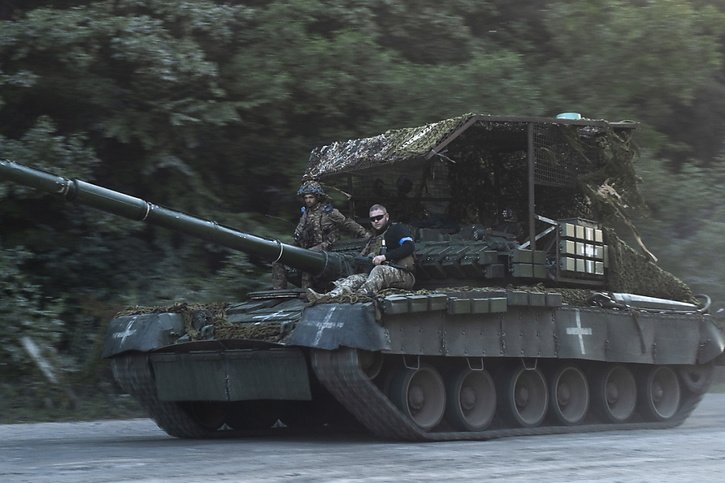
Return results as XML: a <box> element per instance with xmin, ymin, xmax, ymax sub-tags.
<box><xmin>370</xmin><ymin>214</ymin><xmax>386</xmax><ymax>222</ymax></box>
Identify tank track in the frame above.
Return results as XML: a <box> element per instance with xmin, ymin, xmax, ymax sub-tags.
<box><xmin>310</xmin><ymin>349</ymin><xmax>709</xmax><ymax>442</ymax></box>
<box><xmin>110</xmin><ymin>353</ymin><xmax>213</xmax><ymax>438</ymax></box>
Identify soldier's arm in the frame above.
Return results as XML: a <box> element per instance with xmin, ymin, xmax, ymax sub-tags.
<box><xmin>342</xmin><ymin>216</ymin><xmax>370</xmax><ymax>238</ymax></box>
<box><xmin>330</xmin><ymin>209</ymin><xmax>370</xmax><ymax>238</ymax></box>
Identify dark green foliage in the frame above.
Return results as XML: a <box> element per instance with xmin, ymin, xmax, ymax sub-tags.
<box><xmin>0</xmin><ymin>244</ymin><xmax>65</xmax><ymax>377</ymax></box>
<box><xmin>0</xmin><ymin>0</ymin><xmax>724</xmax><ymax>418</ymax></box>
<box><xmin>637</xmin><ymin>154</ymin><xmax>725</xmax><ymax>303</ymax></box>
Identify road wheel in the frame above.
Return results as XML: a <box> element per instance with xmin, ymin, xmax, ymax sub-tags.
<box><xmin>499</xmin><ymin>365</ymin><xmax>548</xmax><ymax>427</ymax></box>
<box><xmin>591</xmin><ymin>365</ymin><xmax>637</xmax><ymax>423</ymax></box>
<box><xmin>389</xmin><ymin>364</ymin><xmax>446</xmax><ymax>431</ymax></box>
<box><xmin>548</xmin><ymin>365</ymin><xmax>589</xmax><ymax>425</ymax></box>
<box><xmin>445</xmin><ymin>368</ymin><xmax>496</xmax><ymax>431</ymax></box>
<box><xmin>639</xmin><ymin>366</ymin><xmax>681</xmax><ymax>421</ymax></box>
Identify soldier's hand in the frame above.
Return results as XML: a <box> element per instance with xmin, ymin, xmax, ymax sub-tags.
<box><xmin>372</xmin><ymin>255</ymin><xmax>386</xmax><ymax>266</ymax></box>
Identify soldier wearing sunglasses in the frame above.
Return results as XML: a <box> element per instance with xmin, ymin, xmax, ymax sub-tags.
<box><xmin>307</xmin><ymin>203</ymin><xmax>415</xmax><ymax>300</ymax></box>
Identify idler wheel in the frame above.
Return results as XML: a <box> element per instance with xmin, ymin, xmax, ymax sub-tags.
<box><xmin>498</xmin><ymin>365</ymin><xmax>548</xmax><ymax>427</ymax></box>
<box><xmin>678</xmin><ymin>364</ymin><xmax>714</xmax><ymax>394</ymax></box>
<box><xmin>638</xmin><ymin>366</ymin><xmax>681</xmax><ymax>421</ymax></box>
<box><xmin>389</xmin><ymin>364</ymin><xmax>446</xmax><ymax>431</ymax></box>
<box><xmin>591</xmin><ymin>365</ymin><xmax>637</xmax><ymax>423</ymax></box>
<box><xmin>445</xmin><ymin>368</ymin><xmax>496</xmax><ymax>431</ymax></box>
<box><xmin>548</xmin><ymin>365</ymin><xmax>589</xmax><ymax>425</ymax></box>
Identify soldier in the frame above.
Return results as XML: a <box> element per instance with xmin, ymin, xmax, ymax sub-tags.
<box><xmin>490</xmin><ymin>207</ymin><xmax>524</xmax><ymax>241</ymax></box>
<box><xmin>272</xmin><ymin>180</ymin><xmax>369</xmax><ymax>289</ymax></box>
<box><xmin>307</xmin><ymin>203</ymin><xmax>415</xmax><ymax>300</ymax></box>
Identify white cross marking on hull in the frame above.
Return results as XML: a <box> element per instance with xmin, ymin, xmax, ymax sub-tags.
<box><xmin>113</xmin><ymin>316</ymin><xmax>138</xmax><ymax>346</ymax></box>
<box><xmin>313</xmin><ymin>307</ymin><xmax>341</xmax><ymax>345</ymax></box>
<box><xmin>566</xmin><ymin>310</ymin><xmax>592</xmax><ymax>355</ymax></box>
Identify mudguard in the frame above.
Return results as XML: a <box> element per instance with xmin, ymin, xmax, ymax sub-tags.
<box><xmin>102</xmin><ymin>313</ymin><xmax>184</xmax><ymax>358</ymax></box>
<box><xmin>698</xmin><ymin>318</ymin><xmax>725</xmax><ymax>364</ymax></box>
<box><xmin>288</xmin><ymin>302</ymin><xmax>390</xmax><ymax>351</ymax></box>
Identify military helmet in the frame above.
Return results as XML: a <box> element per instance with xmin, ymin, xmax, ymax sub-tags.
<box><xmin>296</xmin><ymin>180</ymin><xmax>327</xmax><ymax>199</ymax></box>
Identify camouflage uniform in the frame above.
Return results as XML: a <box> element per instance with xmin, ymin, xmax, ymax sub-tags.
<box><xmin>323</xmin><ymin>223</ymin><xmax>415</xmax><ymax>296</ymax></box>
<box><xmin>272</xmin><ymin>181</ymin><xmax>368</xmax><ymax>289</ymax></box>
<box><xmin>291</xmin><ymin>201</ymin><xmax>369</xmax><ymax>252</ymax></box>
<box><xmin>329</xmin><ymin>265</ymin><xmax>415</xmax><ymax>295</ymax></box>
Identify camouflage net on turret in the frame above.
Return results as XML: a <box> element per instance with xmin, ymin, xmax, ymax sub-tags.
<box><xmin>551</xmin><ymin>130</ymin><xmax>691</xmax><ymax>300</ymax></box>
<box><xmin>306</xmin><ymin>114</ymin><xmax>643</xmax><ymax>227</ymax></box>
<box><xmin>605</xmin><ymin>229</ymin><xmax>695</xmax><ymax>303</ymax></box>
<box><xmin>305</xmin><ymin>114</ymin><xmax>471</xmax><ymax>179</ymax></box>
<box><xmin>306</xmin><ymin>114</ymin><xmax>693</xmax><ymax>299</ymax></box>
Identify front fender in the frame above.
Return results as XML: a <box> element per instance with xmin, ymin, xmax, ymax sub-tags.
<box><xmin>698</xmin><ymin>317</ymin><xmax>725</xmax><ymax>364</ymax></box>
<box><xmin>286</xmin><ymin>302</ymin><xmax>390</xmax><ymax>351</ymax></box>
<box><xmin>102</xmin><ymin>313</ymin><xmax>184</xmax><ymax>358</ymax></box>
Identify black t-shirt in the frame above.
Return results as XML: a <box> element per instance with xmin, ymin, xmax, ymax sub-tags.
<box><xmin>381</xmin><ymin>222</ymin><xmax>415</xmax><ymax>261</ymax></box>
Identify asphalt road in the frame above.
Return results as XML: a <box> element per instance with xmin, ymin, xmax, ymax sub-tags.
<box><xmin>2</xmin><ymin>393</ymin><xmax>725</xmax><ymax>483</ymax></box>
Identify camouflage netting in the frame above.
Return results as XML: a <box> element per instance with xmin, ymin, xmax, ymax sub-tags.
<box><xmin>605</xmin><ymin>229</ymin><xmax>695</xmax><ymax>303</ymax></box>
<box><xmin>213</xmin><ymin>321</ymin><xmax>286</xmax><ymax>341</ymax></box>
<box><xmin>306</xmin><ymin>114</ymin><xmax>642</xmax><ymax>225</ymax></box>
<box><xmin>118</xmin><ymin>303</ymin><xmax>287</xmax><ymax>343</ymax></box>
<box><xmin>306</xmin><ymin>114</ymin><xmax>472</xmax><ymax>179</ymax></box>
<box><xmin>306</xmin><ymin>114</ymin><xmax>690</xmax><ymax>300</ymax></box>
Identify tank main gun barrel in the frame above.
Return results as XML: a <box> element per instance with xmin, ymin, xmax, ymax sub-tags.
<box><xmin>0</xmin><ymin>159</ymin><xmax>349</xmax><ymax>277</ymax></box>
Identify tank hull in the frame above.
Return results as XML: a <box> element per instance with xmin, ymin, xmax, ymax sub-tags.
<box><xmin>104</xmin><ymin>288</ymin><xmax>723</xmax><ymax>440</ymax></box>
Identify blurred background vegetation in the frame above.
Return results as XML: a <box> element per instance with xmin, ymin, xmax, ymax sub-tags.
<box><xmin>1</xmin><ymin>0</ymin><xmax>724</xmax><ymax>420</ymax></box>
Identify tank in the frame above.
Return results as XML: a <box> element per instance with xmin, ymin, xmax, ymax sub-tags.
<box><xmin>2</xmin><ymin>113</ymin><xmax>724</xmax><ymax>441</ymax></box>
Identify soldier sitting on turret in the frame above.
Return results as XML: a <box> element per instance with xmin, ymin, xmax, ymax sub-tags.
<box><xmin>307</xmin><ymin>203</ymin><xmax>415</xmax><ymax>300</ymax></box>
<box><xmin>489</xmin><ymin>207</ymin><xmax>524</xmax><ymax>241</ymax></box>
<box><xmin>272</xmin><ymin>180</ymin><xmax>369</xmax><ymax>289</ymax></box>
